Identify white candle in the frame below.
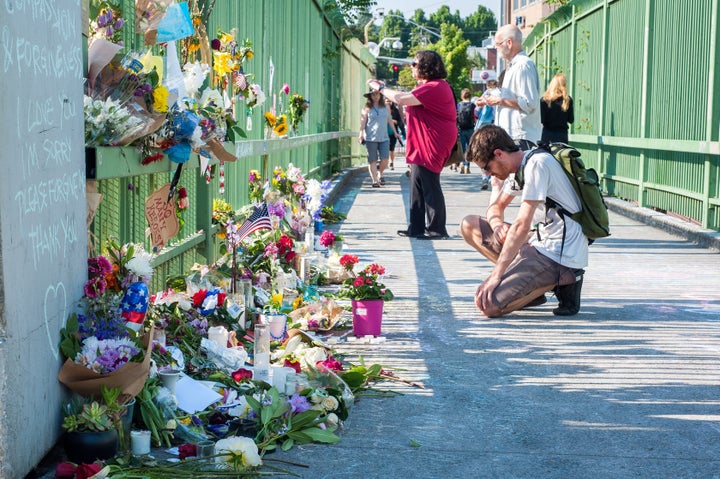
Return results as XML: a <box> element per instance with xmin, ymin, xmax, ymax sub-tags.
<box><xmin>131</xmin><ymin>430</ymin><xmax>151</xmax><ymax>455</ymax></box>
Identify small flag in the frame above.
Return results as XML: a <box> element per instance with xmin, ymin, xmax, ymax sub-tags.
<box><xmin>237</xmin><ymin>203</ymin><xmax>272</xmax><ymax>242</ymax></box>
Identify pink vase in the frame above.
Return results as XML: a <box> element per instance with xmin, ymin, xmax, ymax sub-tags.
<box><xmin>351</xmin><ymin>299</ymin><xmax>384</xmax><ymax>336</ymax></box>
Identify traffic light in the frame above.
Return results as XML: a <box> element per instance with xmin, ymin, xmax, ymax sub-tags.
<box><xmin>392</xmin><ymin>64</ymin><xmax>399</xmax><ymax>81</ymax></box>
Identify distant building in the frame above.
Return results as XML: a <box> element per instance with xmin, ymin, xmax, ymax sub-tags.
<box><xmin>501</xmin><ymin>0</ymin><xmax>561</xmax><ymax>37</ymax></box>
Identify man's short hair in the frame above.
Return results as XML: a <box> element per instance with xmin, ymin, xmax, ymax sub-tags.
<box><xmin>466</xmin><ymin>125</ymin><xmax>519</xmax><ymax>167</ymax></box>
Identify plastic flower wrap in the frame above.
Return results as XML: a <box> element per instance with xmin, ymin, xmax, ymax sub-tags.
<box><xmin>183</xmin><ymin>61</ymin><xmax>211</xmax><ymax>97</ymax></box>
<box><xmin>84</xmin><ymin>95</ymin><xmax>144</xmax><ymax>147</ymax></box>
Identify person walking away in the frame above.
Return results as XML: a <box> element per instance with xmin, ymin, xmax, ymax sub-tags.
<box><xmin>359</xmin><ymin>90</ymin><xmax>399</xmax><ymax>187</ymax></box>
<box><xmin>366</xmin><ymin>50</ymin><xmax>457</xmax><ymax>240</ymax></box>
<box><xmin>540</xmin><ymin>73</ymin><xmax>574</xmax><ymax>143</ymax></box>
<box><xmin>477</xmin><ymin>24</ymin><xmax>541</xmax><ymax>150</ymax></box>
<box><xmin>474</xmin><ymin>77</ymin><xmax>502</xmax><ymax>189</ymax></box>
<box><xmin>456</xmin><ymin>88</ymin><xmax>475</xmax><ymax>174</ymax></box>
<box><xmin>463</xmin><ymin>124</ymin><xmax>588</xmax><ymax>317</ymax></box>
<box><xmin>386</xmin><ymin>99</ymin><xmax>405</xmax><ymax>171</ymax></box>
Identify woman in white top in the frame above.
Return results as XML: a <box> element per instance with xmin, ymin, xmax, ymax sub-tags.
<box><xmin>359</xmin><ymin>90</ymin><xmax>399</xmax><ymax>187</ymax></box>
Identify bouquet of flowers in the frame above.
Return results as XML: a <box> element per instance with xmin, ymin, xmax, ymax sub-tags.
<box><xmin>58</xmin><ymin>240</ymin><xmax>155</xmax><ymax>398</ymax></box>
<box><xmin>287</xmin><ymin>93</ymin><xmax>310</xmax><ymax>132</ymax></box>
<box><xmin>337</xmin><ymin>256</ymin><xmax>394</xmax><ymax>301</ymax></box>
<box><xmin>264</xmin><ymin>111</ymin><xmax>288</xmax><ymax>138</ymax></box>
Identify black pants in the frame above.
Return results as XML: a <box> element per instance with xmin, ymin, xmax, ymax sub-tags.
<box><xmin>407</xmin><ymin>164</ymin><xmax>448</xmax><ymax>236</ymax></box>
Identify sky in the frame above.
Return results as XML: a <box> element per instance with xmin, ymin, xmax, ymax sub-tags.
<box><xmin>371</xmin><ymin>0</ymin><xmax>502</xmax><ymax>23</ymax></box>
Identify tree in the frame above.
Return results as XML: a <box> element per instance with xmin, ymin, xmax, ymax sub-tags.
<box><xmin>464</xmin><ymin>5</ymin><xmax>497</xmax><ymax>47</ymax></box>
<box><xmin>434</xmin><ymin>23</ymin><xmax>472</xmax><ymax>96</ymax></box>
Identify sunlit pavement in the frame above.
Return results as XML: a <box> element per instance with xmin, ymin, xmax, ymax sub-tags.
<box><xmin>277</xmin><ymin>155</ymin><xmax>720</xmax><ymax>479</ymax></box>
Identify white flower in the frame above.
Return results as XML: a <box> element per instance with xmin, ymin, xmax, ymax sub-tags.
<box><xmin>126</xmin><ymin>246</ymin><xmax>153</xmax><ymax>283</ymax></box>
<box><xmin>325</xmin><ymin>412</ymin><xmax>339</xmax><ymax>427</ymax></box>
<box><xmin>215</xmin><ymin>436</ymin><xmax>262</xmax><ymax>468</ymax></box>
<box><xmin>321</xmin><ymin>395</ymin><xmax>339</xmax><ymax>412</ymax></box>
<box><xmin>183</xmin><ymin>62</ymin><xmax>210</xmax><ymax>96</ymax></box>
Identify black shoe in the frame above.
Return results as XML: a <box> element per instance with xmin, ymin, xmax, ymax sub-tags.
<box><xmin>522</xmin><ymin>294</ymin><xmax>547</xmax><ymax>309</ymax></box>
<box><xmin>390</xmin><ymin>162</ymin><xmax>394</xmax><ymax>170</ymax></box>
<box><xmin>371</xmin><ymin>183</ymin><xmax>380</xmax><ymax>188</ymax></box>
<box><xmin>397</xmin><ymin>229</ymin><xmax>422</xmax><ymax>238</ymax></box>
<box><xmin>417</xmin><ymin>232</ymin><xmax>449</xmax><ymax>240</ymax></box>
<box><xmin>553</xmin><ymin>271</ymin><xmax>584</xmax><ymax>316</ymax></box>
<box><xmin>379</xmin><ymin>177</ymin><xmax>386</xmax><ymax>186</ymax></box>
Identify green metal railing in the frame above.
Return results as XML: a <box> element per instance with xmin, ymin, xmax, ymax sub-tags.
<box><xmin>90</xmin><ymin>1</ymin><xmax>376</xmax><ymax>291</ymax></box>
<box><xmin>526</xmin><ymin>0</ymin><xmax>720</xmax><ymax>230</ymax></box>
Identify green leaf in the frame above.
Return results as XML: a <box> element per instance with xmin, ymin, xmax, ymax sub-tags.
<box><xmin>339</xmin><ymin>371</ymin><xmax>367</xmax><ymax>389</ymax></box>
<box><xmin>410</xmin><ymin>439</ymin><xmax>422</xmax><ymax>448</ymax></box>
<box><xmin>281</xmin><ymin>438</ymin><xmax>295</xmax><ymax>451</ymax></box>
<box><xmin>301</xmin><ymin>427</ymin><xmax>341</xmax><ymax>444</ymax></box>
<box><xmin>289</xmin><ymin>410</ymin><xmax>322</xmax><ymax>429</ymax></box>
<box><xmin>287</xmin><ymin>431</ymin><xmax>313</xmax><ymax>444</ymax></box>
<box><xmin>245</xmin><ymin>395</ymin><xmax>261</xmax><ymax>411</ymax></box>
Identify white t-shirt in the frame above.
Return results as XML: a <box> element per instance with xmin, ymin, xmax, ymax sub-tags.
<box><xmin>503</xmin><ymin>150</ymin><xmax>589</xmax><ymax>269</ymax></box>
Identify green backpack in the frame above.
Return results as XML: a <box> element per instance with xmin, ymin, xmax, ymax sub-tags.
<box><xmin>528</xmin><ymin>142</ymin><xmax>611</xmax><ymax>243</ymax></box>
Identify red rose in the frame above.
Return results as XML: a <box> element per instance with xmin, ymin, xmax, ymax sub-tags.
<box><xmin>232</xmin><ymin>368</ymin><xmax>253</xmax><ymax>382</ymax></box>
<box><xmin>75</xmin><ymin>463</ymin><xmax>102</xmax><ymax>479</ymax></box>
<box><xmin>55</xmin><ymin>462</ymin><xmax>76</xmax><ymax>478</ymax></box>
<box><xmin>284</xmin><ymin>358</ymin><xmax>301</xmax><ymax>373</ymax></box>
<box><xmin>178</xmin><ymin>442</ymin><xmax>197</xmax><ymax>460</ymax></box>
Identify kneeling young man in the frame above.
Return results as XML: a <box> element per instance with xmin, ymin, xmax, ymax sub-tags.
<box><xmin>463</xmin><ymin>125</ymin><xmax>587</xmax><ymax>318</ymax></box>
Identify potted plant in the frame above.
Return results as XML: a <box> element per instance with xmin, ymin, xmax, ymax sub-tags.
<box><xmin>337</xmin><ymin>255</ymin><xmax>394</xmax><ymax>336</ymax></box>
<box><xmin>61</xmin><ymin>386</ymin><xmax>127</xmax><ymax>463</ymax></box>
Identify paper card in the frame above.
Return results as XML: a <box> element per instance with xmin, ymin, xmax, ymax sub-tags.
<box><xmin>175</xmin><ymin>374</ymin><xmax>223</xmax><ymax>414</ymax></box>
<box><xmin>145</xmin><ymin>183</ymin><xmax>179</xmax><ymax>251</ymax></box>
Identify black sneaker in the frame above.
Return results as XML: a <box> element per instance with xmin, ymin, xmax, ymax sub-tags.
<box><xmin>553</xmin><ymin>271</ymin><xmax>584</xmax><ymax>316</ymax></box>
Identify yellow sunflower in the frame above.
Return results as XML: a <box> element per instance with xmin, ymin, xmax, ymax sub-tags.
<box><xmin>274</xmin><ymin>122</ymin><xmax>288</xmax><ymax>136</ymax></box>
<box><xmin>264</xmin><ymin>111</ymin><xmax>277</xmax><ymax>127</ymax></box>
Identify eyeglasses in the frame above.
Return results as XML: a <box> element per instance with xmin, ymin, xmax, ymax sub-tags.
<box><xmin>494</xmin><ymin>39</ymin><xmax>508</xmax><ymax>48</ymax></box>
<box><xmin>410</xmin><ymin>62</ymin><xmax>418</xmax><ymax>67</ymax></box>
<box><xmin>475</xmin><ymin>153</ymin><xmax>495</xmax><ymax>175</ymax></box>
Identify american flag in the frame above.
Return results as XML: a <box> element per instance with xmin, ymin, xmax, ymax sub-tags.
<box><xmin>237</xmin><ymin>203</ymin><xmax>272</xmax><ymax>242</ymax></box>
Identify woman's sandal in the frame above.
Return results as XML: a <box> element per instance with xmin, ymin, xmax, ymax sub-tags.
<box><xmin>372</xmin><ymin>182</ymin><xmax>380</xmax><ymax>188</ymax></box>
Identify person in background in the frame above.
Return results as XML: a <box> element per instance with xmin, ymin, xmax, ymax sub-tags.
<box><xmin>540</xmin><ymin>73</ymin><xmax>574</xmax><ymax>143</ymax></box>
<box><xmin>477</xmin><ymin>24</ymin><xmax>541</xmax><ymax>150</ymax></box>
<box><xmin>359</xmin><ymin>89</ymin><xmax>399</xmax><ymax>188</ymax></box>
<box><xmin>386</xmin><ymin>99</ymin><xmax>405</xmax><ymax>171</ymax></box>
<box><xmin>462</xmin><ymin>124</ymin><xmax>588</xmax><ymax>317</ymax></box>
<box><xmin>366</xmin><ymin>50</ymin><xmax>457</xmax><ymax>240</ymax></box>
<box><xmin>454</xmin><ymin>88</ymin><xmax>475</xmax><ymax>174</ymax></box>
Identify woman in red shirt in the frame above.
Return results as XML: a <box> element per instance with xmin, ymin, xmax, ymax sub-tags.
<box><xmin>367</xmin><ymin>50</ymin><xmax>457</xmax><ymax>239</ymax></box>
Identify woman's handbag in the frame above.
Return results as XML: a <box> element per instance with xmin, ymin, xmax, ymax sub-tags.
<box><xmin>444</xmin><ymin>136</ymin><xmax>464</xmax><ymax>167</ymax></box>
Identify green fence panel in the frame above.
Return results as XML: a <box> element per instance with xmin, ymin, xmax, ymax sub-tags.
<box><xmin>526</xmin><ymin>0</ymin><xmax>720</xmax><ymax>231</ymax></box>
<box><xmin>89</xmin><ymin>2</ymin><xmax>374</xmax><ymax>289</ymax></box>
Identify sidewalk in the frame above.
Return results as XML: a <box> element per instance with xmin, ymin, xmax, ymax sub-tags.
<box><xmin>276</xmin><ymin>156</ymin><xmax>720</xmax><ymax>478</ymax></box>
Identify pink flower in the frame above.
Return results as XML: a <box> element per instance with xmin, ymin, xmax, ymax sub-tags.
<box><xmin>353</xmin><ymin>277</ymin><xmax>364</xmax><ymax>287</ymax></box>
<box><xmin>319</xmin><ymin>231</ymin><xmax>336</xmax><ymax>247</ymax></box>
<box><xmin>232</xmin><ymin>368</ymin><xmax>253</xmax><ymax>382</ymax></box>
<box><xmin>282</xmin><ymin>83</ymin><xmax>290</xmax><ymax>94</ymax></box>
<box><xmin>339</xmin><ymin>254</ymin><xmax>359</xmax><ymax>271</ymax></box>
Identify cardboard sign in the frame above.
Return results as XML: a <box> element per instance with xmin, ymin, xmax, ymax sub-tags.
<box><xmin>145</xmin><ymin>183</ymin><xmax>179</xmax><ymax>250</ymax></box>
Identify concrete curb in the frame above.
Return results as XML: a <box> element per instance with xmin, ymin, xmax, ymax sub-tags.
<box><xmin>325</xmin><ymin>166</ymin><xmax>366</xmax><ymax>206</ymax></box>
<box><xmin>605</xmin><ymin>197</ymin><xmax>720</xmax><ymax>252</ymax></box>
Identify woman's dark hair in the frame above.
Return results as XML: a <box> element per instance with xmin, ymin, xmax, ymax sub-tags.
<box><xmin>414</xmin><ymin>50</ymin><xmax>447</xmax><ymax>80</ymax></box>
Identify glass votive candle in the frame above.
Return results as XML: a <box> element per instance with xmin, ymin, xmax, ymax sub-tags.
<box><xmin>130</xmin><ymin>430</ymin><xmax>151</xmax><ymax>455</ymax></box>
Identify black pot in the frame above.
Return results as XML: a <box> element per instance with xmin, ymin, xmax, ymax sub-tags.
<box><xmin>63</xmin><ymin>429</ymin><xmax>119</xmax><ymax>463</ymax></box>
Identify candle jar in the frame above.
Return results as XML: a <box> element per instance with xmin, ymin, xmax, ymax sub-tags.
<box><xmin>253</xmin><ymin>324</ymin><xmax>270</xmax><ymax>382</ymax></box>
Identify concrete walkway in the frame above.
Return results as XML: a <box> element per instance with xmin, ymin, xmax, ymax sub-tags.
<box><xmin>277</xmin><ymin>156</ymin><xmax>720</xmax><ymax>478</ymax></box>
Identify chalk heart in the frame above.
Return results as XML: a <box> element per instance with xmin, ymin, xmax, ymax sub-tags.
<box><xmin>44</xmin><ymin>283</ymin><xmax>68</xmax><ymax>360</ymax></box>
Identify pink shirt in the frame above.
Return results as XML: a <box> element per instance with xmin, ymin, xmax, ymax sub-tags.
<box><xmin>405</xmin><ymin>80</ymin><xmax>458</xmax><ymax>173</ymax></box>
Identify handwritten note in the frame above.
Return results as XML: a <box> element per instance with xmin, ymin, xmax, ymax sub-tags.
<box><xmin>145</xmin><ymin>183</ymin><xmax>179</xmax><ymax>250</ymax></box>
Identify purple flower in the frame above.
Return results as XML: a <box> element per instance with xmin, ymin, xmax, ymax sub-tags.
<box><xmin>113</xmin><ymin>18</ymin><xmax>124</xmax><ymax>30</ymax></box>
<box><xmin>286</xmin><ymin>393</ymin><xmax>311</xmax><ymax>413</ymax></box>
<box><xmin>268</xmin><ymin>202</ymin><xmax>285</xmax><ymax>218</ymax></box>
<box><xmin>211</xmin><ymin>38</ymin><xmax>221</xmax><ymax>50</ymax></box>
